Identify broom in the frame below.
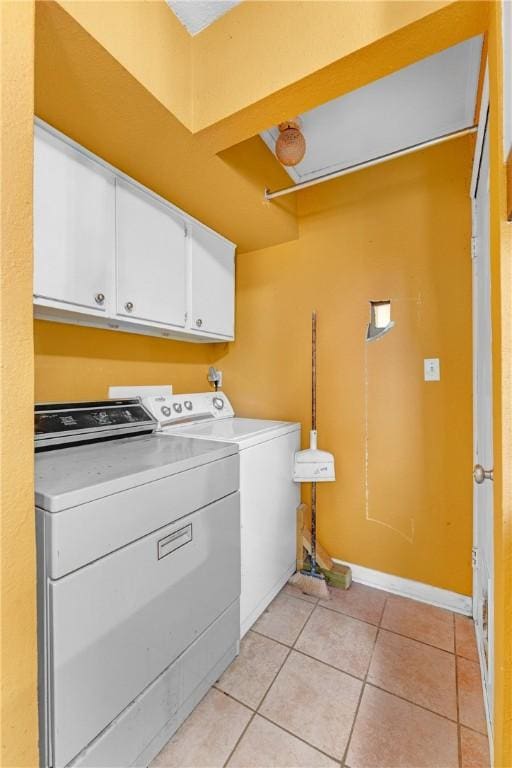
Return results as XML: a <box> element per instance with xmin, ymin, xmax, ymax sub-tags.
<box><xmin>289</xmin><ymin>312</ymin><xmax>330</xmax><ymax>600</ymax></box>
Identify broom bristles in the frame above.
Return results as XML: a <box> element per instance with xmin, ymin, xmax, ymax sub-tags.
<box><xmin>289</xmin><ymin>570</ymin><xmax>330</xmax><ymax>600</ymax></box>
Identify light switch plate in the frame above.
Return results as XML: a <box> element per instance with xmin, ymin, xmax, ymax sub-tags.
<box><xmin>424</xmin><ymin>358</ymin><xmax>440</xmax><ymax>381</ymax></box>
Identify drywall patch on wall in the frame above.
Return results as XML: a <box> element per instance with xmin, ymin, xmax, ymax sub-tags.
<box><xmin>364</xmin><ymin>342</ymin><xmax>415</xmax><ymax>545</ymax></box>
<box><xmin>363</xmin><ymin>295</ymin><xmax>423</xmax><ymax>546</ymax></box>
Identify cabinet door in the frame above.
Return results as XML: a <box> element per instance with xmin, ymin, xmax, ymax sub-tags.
<box><xmin>190</xmin><ymin>224</ymin><xmax>235</xmax><ymax>337</ymax></box>
<box><xmin>34</xmin><ymin>127</ymin><xmax>115</xmax><ymax>312</ymax></box>
<box><xmin>116</xmin><ymin>180</ymin><xmax>186</xmax><ymax>327</ymax></box>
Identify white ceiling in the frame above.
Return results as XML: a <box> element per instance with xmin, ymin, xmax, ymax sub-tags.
<box><xmin>166</xmin><ymin>1</ymin><xmax>240</xmax><ymax>36</ymax></box>
<box><xmin>261</xmin><ymin>36</ymin><xmax>483</xmax><ymax>184</ymax></box>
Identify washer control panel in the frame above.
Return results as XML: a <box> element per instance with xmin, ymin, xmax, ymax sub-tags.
<box><xmin>134</xmin><ymin>391</ymin><xmax>235</xmax><ymax>428</ymax></box>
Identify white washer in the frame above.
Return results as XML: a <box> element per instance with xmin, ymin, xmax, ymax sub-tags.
<box><xmin>110</xmin><ymin>388</ymin><xmax>301</xmax><ymax>636</ymax></box>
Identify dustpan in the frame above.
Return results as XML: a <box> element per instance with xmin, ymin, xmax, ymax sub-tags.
<box><xmin>293</xmin><ymin>312</ymin><xmax>335</xmax><ymax>483</ymax></box>
<box><xmin>293</xmin><ymin>429</ymin><xmax>335</xmax><ymax>482</ymax></box>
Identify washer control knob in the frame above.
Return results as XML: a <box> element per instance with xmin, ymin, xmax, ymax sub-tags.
<box><xmin>161</xmin><ymin>406</ymin><xmax>171</xmax><ymax>417</ymax></box>
<box><xmin>213</xmin><ymin>397</ymin><xmax>224</xmax><ymax>410</ymax></box>
<box><xmin>173</xmin><ymin>403</ymin><xmax>183</xmax><ymax>413</ymax></box>
<box><xmin>184</xmin><ymin>400</ymin><xmax>193</xmax><ymax>411</ymax></box>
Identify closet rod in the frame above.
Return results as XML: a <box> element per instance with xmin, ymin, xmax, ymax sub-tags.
<box><xmin>264</xmin><ymin>125</ymin><xmax>477</xmax><ymax>201</ymax></box>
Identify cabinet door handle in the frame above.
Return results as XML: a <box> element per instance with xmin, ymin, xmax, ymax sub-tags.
<box><xmin>196</xmin><ymin>318</ymin><xmax>203</xmax><ymax>328</ymax></box>
<box><xmin>125</xmin><ymin>301</ymin><xmax>134</xmax><ymax>312</ymax></box>
<box><xmin>95</xmin><ymin>292</ymin><xmax>105</xmax><ymax>305</ymax></box>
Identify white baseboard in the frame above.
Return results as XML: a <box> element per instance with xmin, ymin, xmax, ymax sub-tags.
<box><xmin>333</xmin><ymin>559</ymin><xmax>472</xmax><ymax>616</ymax></box>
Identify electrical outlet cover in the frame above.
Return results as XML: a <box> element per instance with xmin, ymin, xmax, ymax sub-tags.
<box><xmin>424</xmin><ymin>358</ymin><xmax>441</xmax><ymax>381</ymax></box>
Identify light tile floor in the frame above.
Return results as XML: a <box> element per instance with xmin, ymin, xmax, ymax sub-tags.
<box><xmin>151</xmin><ymin>583</ymin><xmax>489</xmax><ymax>768</ymax></box>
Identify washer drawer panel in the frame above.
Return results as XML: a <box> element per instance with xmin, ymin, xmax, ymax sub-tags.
<box><xmin>48</xmin><ymin>491</ymin><xmax>240</xmax><ymax>768</ymax></box>
<box><xmin>45</xmin><ymin>453</ymin><xmax>239</xmax><ymax>578</ymax></box>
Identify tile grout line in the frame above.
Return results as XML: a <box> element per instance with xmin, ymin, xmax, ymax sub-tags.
<box><xmin>233</xmin><ymin>600</ymin><xmax>345</xmax><ymax>766</ymax></box>
<box><xmin>454</xmin><ymin>612</ymin><xmax>463</xmax><ymax>768</ymax></box>
<box><xmin>220</xmin><ymin>702</ymin><xmax>257</xmax><ymax>768</ymax></box>
<box><xmin>256</xmin><ymin>710</ymin><xmax>343</xmax><ymax>765</ymax></box>
<box><xmin>259</xmin><ymin>600</ymin><xmax>344</xmax><ymax>765</ymax></box>
<box><xmin>278</xmin><ymin>582</ymin><xmax>478</xmax><ymax>664</ymax></box>
<box><xmin>287</xmin><ymin>590</ymin><xmax>460</xmax><ymax>655</ymax></box>
<box><xmin>289</xmin><ymin>586</ymin><xmax>478</xmax><ymax>658</ymax></box>
<box><xmin>291</xmin><ymin>598</ymin><xmax>319</xmax><ymax>651</ymax></box>
<box><xmin>340</xmin><ymin>595</ymin><xmax>389</xmax><ymax>767</ymax></box>
<box><xmin>221</xmin><ymin>624</ymin><xmax>297</xmax><ymax>768</ymax></box>
<box><xmin>220</xmin><ymin>588</ymin><xmax>483</xmax><ymax>768</ymax></box>
<box><xmin>218</xmin><ymin>641</ymin><xmax>471</xmax><ymax>731</ymax></box>
<box><xmin>252</xmin><ymin>606</ymin><xmax>456</xmax><ymax>656</ymax></box>
<box><xmin>250</xmin><ymin>597</ymin><xmax>477</xmax><ymax>727</ymax></box>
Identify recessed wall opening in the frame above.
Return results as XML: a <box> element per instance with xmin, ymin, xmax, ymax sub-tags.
<box><xmin>366</xmin><ymin>300</ymin><xmax>394</xmax><ymax>342</ymax></box>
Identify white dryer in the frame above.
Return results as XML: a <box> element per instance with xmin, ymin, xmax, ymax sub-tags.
<box><xmin>110</xmin><ymin>388</ymin><xmax>301</xmax><ymax>637</ymax></box>
<box><xmin>35</xmin><ymin>399</ymin><xmax>240</xmax><ymax>768</ymax></box>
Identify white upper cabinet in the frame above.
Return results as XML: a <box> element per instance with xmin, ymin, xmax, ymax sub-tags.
<box><xmin>190</xmin><ymin>224</ymin><xmax>235</xmax><ymax>338</ymax></box>
<box><xmin>33</xmin><ymin>120</ymin><xmax>236</xmax><ymax>342</ymax></box>
<box><xmin>115</xmin><ymin>180</ymin><xmax>186</xmax><ymax>328</ymax></box>
<box><xmin>34</xmin><ymin>127</ymin><xmax>115</xmax><ymax>313</ymax></box>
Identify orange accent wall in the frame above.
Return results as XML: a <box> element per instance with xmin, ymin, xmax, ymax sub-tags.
<box><xmin>34</xmin><ymin>133</ymin><xmax>475</xmax><ymax>596</ymax></box>
<box><xmin>8</xmin><ymin>0</ymin><xmax>509</xmax><ymax>763</ymax></box>
<box><xmin>487</xmin><ymin>2</ymin><xmax>512</xmax><ymax>763</ymax></box>
<box><xmin>34</xmin><ymin>0</ymin><xmax>298</xmax><ymax>257</ymax></box>
<box><xmin>214</xmin><ymin>134</ymin><xmax>475</xmax><ymax>596</ymax></box>
<box><xmin>0</xmin><ymin>1</ymin><xmax>38</xmax><ymax>765</ymax></box>
<box><xmin>34</xmin><ymin>321</ymin><xmax>227</xmax><ymax>402</ymax></box>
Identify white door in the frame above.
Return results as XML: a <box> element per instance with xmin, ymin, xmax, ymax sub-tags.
<box><xmin>34</xmin><ymin>126</ymin><xmax>115</xmax><ymax>312</ymax></box>
<box><xmin>190</xmin><ymin>224</ymin><xmax>235</xmax><ymax>337</ymax></box>
<box><xmin>116</xmin><ymin>179</ymin><xmax>186</xmax><ymax>327</ymax></box>
<box><xmin>472</xmin><ymin>117</ymin><xmax>494</xmax><ymax>731</ymax></box>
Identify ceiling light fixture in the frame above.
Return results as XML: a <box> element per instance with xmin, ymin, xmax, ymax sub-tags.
<box><xmin>275</xmin><ymin>118</ymin><xmax>306</xmax><ymax>167</ymax></box>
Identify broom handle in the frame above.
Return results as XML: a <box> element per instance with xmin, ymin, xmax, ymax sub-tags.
<box><xmin>310</xmin><ymin>311</ymin><xmax>319</xmax><ymax>575</ymax></box>
<box><xmin>312</xmin><ymin>311</ymin><xmax>317</xmax><ymax>432</ymax></box>
<box><xmin>311</xmin><ymin>482</ymin><xmax>319</xmax><ymax>574</ymax></box>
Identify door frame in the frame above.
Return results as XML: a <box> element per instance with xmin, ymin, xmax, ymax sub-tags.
<box><xmin>470</xmin><ymin>64</ymin><xmax>494</xmax><ymax>756</ymax></box>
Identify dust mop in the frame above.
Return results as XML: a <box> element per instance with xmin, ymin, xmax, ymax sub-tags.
<box><xmin>289</xmin><ymin>312</ymin><xmax>332</xmax><ymax>600</ymax></box>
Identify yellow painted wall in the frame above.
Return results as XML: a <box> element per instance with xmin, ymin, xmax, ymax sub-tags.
<box><xmin>34</xmin><ymin>136</ymin><xmax>474</xmax><ymax>598</ymax></box>
<box><xmin>0</xmin><ymin>1</ymin><xmax>38</xmax><ymax>765</ymax></box>
<box><xmin>194</xmin><ymin>1</ymin><xmax>488</xmax><ymax>157</ymax></box>
<box><xmin>194</xmin><ymin>0</ymin><xmax>488</xmax><ymax>147</ymax></box>
<box><xmin>58</xmin><ymin>0</ymin><xmax>193</xmax><ymax>129</ymax></box>
<box><xmin>194</xmin><ymin>0</ymin><xmax>449</xmax><ymax>127</ymax></box>
<box><xmin>487</xmin><ymin>2</ymin><xmax>512</xmax><ymax>764</ymax></box>
<box><xmin>215</xmin><ymin>135</ymin><xmax>474</xmax><ymax>596</ymax></box>
<box><xmin>34</xmin><ymin>322</ymin><xmax>227</xmax><ymax>402</ymax></box>
<box><xmin>35</xmin><ymin>134</ymin><xmax>474</xmax><ymax>596</ymax></box>
<box><xmin>52</xmin><ymin>0</ymin><xmax>488</xmax><ymax>157</ymax></box>
<box><xmin>9</xmin><ymin>0</ymin><xmax>508</xmax><ymax>763</ymax></box>
<box><xmin>35</xmin><ymin>1</ymin><xmax>297</xmax><ymax>256</ymax></box>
